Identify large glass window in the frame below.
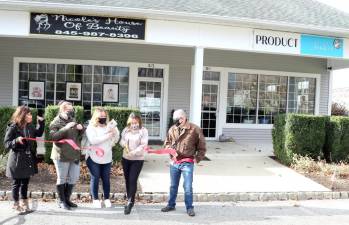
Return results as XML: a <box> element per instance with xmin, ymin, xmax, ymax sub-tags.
<box><xmin>226</xmin><ymin>73</ymin><xmax>317</xmax><ymax>124</ymax></box>
<box><xmin>287</xmin><ymin>77</ymin><xmax>316</xmax><ymax>114</ymax></box>
<box><xmin>258</xmin><ymin>75</ymin><xmax>287</xmax><ymax>124</ymax></box>
<box><xmin>226</xmin><ymin>73</ymin><xmax>258</xmax><ymax>123</ymax></box>
<box><xmin>18</xmin><ymin>63</ymin><xmax>129</xmax><ymax>114</ymax></box>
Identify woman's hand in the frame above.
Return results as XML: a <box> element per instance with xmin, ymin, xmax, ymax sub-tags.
<box><xmin>16</xmin><ymin>136</ymin><xmax>24</xmax><ymax>145</ymax></box>
<box><xmin>65</xmin><ymin>122</ymin><xmax>76</xmax><ymax>129</ymax></box>
<box><xmin>37</xmin><ymin>116</ymin><xmax>44</xmax><ymax>122</ymax></box>
<box><xmin>76</xmin><ymin>124</ymin><xmax>83</xmax><ymax>130</ymax></box>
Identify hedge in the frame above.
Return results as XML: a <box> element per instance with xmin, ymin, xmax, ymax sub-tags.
<box><xmin>92</xmin><ymin>106</ymin><xmax>140</xmax><ymax>163</ymax></box>
<box><xmin>272</xmin><ymin>114</ymin><xmax>291</xmax><ymax>165</ymax></box>
<box><xmin>324</xmin><ymin>116</ymin><xmax>349</xmax><ymax>162</ymax></box>
<box><xmin>0</xmin><ymin>107</ymin><xmax>38</xmax><ymax>156</ymax></box>
<box><xmin>44</xmin><ymin>105</ymin><xmax>84</xmax><ymax>163</ymax></box>
<box><xmin>272</xmin><ymin>114</ymin><xmax>328</xmax><ymax>165</ymax></box>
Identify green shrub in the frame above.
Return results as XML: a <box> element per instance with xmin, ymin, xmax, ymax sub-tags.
<box><xmin>285</xmin><ymin>114</ymin><xmax>328</xmax><ymax>162</ymax></box>
<box><xmin>0</xmin><ymin>154</ymin><xmax>8</xmax><ymax>176</ymax></box>
<box><xmin>0</xmin><ymin>107</ymin><xmax>16</xmax><ymax>156</ymax></box>
<box><xmin>43</xmin><ymin>105</ymin><xmax>84</xmax><ymax>164</ymax></box>
<box><xmin>324</xmin><ymin>116</ymin><xmax>349</xmax><ymax>162</ymax></box>
<box><xmin>272</xmin><ymin>114</ymin><xmax>292</xmax><ymax>165</ymax></box>
<box><xmin>273</xmin><ymin>114</ymin><xmax>328</xmax><ymax>166</ymax></box>
<box><xmin>92</xmin><ymin>106</ymin><xmax>140</xmax><ymax>163</ymax></box>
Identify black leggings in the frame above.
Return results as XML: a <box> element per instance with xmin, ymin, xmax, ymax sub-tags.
<box><xmin>122</xmin><ymin>158</ymin><xmax>144</xmax><ymax>203</ymax></box>
<box><xmin>12</xmin><ymin>178</ymin><xmax>30</xmax><ymax>201</ymax></box>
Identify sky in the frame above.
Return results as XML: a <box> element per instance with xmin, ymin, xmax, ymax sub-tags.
<box><xmin>315</xmin><ymin>0</ymin><xmax>349</xmax><ymax>89</ymax></box>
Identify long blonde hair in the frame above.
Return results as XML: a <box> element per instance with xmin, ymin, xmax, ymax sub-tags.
<box><xmin>90</xmin><ymin>107</ymin><xmax>109</xmax><ymax>127</ymax></box>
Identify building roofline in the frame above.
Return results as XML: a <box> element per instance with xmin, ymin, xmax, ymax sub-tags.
<box><xmin>1</xmin><ymin>0</ymin><xmax>349</xmax><ymax>38</ymax></box>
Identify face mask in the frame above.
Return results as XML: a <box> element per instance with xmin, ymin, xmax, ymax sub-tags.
<box><xmin>173</xmin><ymin>118</ymin><xmax>181</xmax><ymax>126</ymax></box>
<box><xmin>98</xmin><ymin>117</ymin><xmax>107</xmax><ymax>124</ymax></box>
<box><xmin>131</xmin><ymin>124</ymin><xmax>139</xmax><ymax>130</ymax></box>
<box><xmin>66</xmin><ymin>110</ymin><xmax>75</xmax><ymax>120</ymax></box>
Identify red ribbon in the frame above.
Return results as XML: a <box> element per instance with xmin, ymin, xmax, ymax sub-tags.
<box><xmin>144</xmin><ymin>146</ymin><xmax>194</xmax><ymax>164</ymax></box>
<box><xmin>23</xmin><ymin>137</ymin><xmax>104</xmax><ymax>157</ymax></box>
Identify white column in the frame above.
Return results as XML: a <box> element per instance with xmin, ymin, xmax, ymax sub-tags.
<box><xmin>328</xmin><ymin>69</ymin><xmax>333</xmax><ymax>115</ymax></box>
<box><xmin>190</xmin><ymin>47</ymin><xmax>204</xmax><ymax>126</ymax></box>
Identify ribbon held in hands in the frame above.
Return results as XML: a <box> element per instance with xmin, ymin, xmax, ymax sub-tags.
<box><xmin>23</xmin><ymin>137</ymin><xmax>104</xmax><ymax>157</ymax></box>
<box><xmin>144</xmin><ymin>146</ymin><xmax>177</xmax><ymax>156</ymax></box>
<box><xmin>144</xmin><ymin>146</ymin><xmax>195</xmax><ymax>164</ymax></box>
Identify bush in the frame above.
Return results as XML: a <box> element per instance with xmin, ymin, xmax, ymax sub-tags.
<box><xmin>0</xmin><ymin>107</ymin><xmax>16</xmax><ymax>156</ymax></box>
<box><xmin>43</xmin><ymin>105</ymin><xmax>84</xmax><ymax>164</ymax></box>
<box><xmin>92</xmin><ymin>106</ymin><xmax>140</xmax><ymax>163</ymax></box>
<box><xmin>331</xmin><ymin>102</ymin><xmax>348</xmax><ymax>116</ymax></box>
<box><xmin>272</xmin><ymin>114</ymin><xmax>328</xmax><ymax>165</ymax></box>
<box><xmin>272</xmin><ymin>114</ymin><xmax>292</xmax><ymax>165</ymax></box>
<box><xmin>324</xmin><ymin>116</ymin><xmax>349</xmax><ymax>162</ymax></box>
<box><xmin>0</xmin><ymin>154</ymin><xmax>8</xmax><ymax>176</ymax></box>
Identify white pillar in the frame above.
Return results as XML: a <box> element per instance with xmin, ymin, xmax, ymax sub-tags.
<box><xmin>190</xmin><ymin>47</ymin><xmax>204</xmax><ymax>126</ymax></box>
<box><xmin>328</xmin><ymin>69</ymin><xmax>333</xmax><ymax>115</ymax></box>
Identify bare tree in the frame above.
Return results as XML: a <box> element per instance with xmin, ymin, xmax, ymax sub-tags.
<box><xmin>331</xmin><ymin>102</ymin><xmax>348</xmax><ymax>116</ymax></box>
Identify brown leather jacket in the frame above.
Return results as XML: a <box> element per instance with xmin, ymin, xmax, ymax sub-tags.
<box><xmin>164</xmin><ymin>121</ymin><xmax>207</xmax><ymax>163</ymax></box>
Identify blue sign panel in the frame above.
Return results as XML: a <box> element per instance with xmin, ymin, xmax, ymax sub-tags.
<box><xmin>301</xmin><ymin>34</ymin><xmax>343</xmax><ymax>58</ymax></box>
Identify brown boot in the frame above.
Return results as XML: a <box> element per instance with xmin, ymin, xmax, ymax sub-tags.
<box><xmin>20</xmin><ymin>199</ymin><xmax>32</xmax><ymax>212</ymax></box>
<box><xmin>12</xmin><ymin>201</ymin><xmax>23</xmax><ymax>213</ymax></box>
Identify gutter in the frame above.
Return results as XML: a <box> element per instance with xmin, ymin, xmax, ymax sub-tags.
<box><xmin>1</xmin><ymin>1</ymin><xmax>349</xmax><ymax>38</ymax></box>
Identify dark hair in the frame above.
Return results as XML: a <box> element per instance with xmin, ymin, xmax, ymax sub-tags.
<box><xmin>11</xmin><ymin>106</ymin><xmax>32</xmax><ymax>128</ymax></box>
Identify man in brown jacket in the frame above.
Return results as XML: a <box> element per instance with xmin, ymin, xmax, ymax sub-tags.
<box><xmin>161</xmin><ymin>109</ymin><xmax>206</xmax><ymax>217</ymax></box>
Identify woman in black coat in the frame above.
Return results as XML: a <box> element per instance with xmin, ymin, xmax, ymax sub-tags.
<box><xmin>4</xmin><ymin>106</ymin><xmax>44</xmax><ymax>213</ymax></box>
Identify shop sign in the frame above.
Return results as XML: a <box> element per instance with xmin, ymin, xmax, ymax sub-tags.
<box><xmin>253</xmin><ymin>29</ymin><xmax>300</xmax><ymax>54</ymax></box>
<box><xmin>300</xmin><ymin>34</ymin><xmax>344</xmax><ymax>58</ymax></box>
<box><xmin>30</xmin><ymin>13</ymin><xmax>145</xmax><ymax>40</ymax></box>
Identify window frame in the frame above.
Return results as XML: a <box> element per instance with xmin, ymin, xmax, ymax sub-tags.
<box><xmin>219</xmin><ymin>67</ymin><xmax>321</xmax><ymax>129</ymax></box>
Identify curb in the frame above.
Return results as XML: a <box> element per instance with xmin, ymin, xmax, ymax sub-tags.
<box><xmin>1</xmin><ymin>191</ymin><xmax>349</xmax><ymax>202</ymax></box>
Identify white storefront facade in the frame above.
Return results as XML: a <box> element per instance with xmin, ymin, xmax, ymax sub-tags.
<box><xmin>1</xmin><ymin>1</ymin><xmax>349</xmax><ymax>142</ymax></box>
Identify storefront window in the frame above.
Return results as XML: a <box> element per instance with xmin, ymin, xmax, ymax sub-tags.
<box><xmin>226</xmin><ymin>73</ymin><xmax>258</xmax><ymax>123</ymax></box>
<box><xmin>287</xmin><ymin>77</ymin><xmax>316</xmax><ymax>114</ymax></box>
<box><xmin>93</xmin><ymin>65</ymin><xmax>129</xmax><ymax>107</ymax></box>
<box><xmin>18</xmin><ymin>63</ymin><xmax>129</xmax><ymax>115</ymax></box>
<box><xmin>226</xmin><ymin>73</ymin><xmax>316</xmax><ymax>124</ymax></box>
<box><xmin>18</xmin><ymin>63</ymin><xmax>55</xmax><ymax>108</ymax></box>
<box><xmin>258</xmin><ymin>75</ymin><xmax>287</xmax><ymax>124</ymax></box>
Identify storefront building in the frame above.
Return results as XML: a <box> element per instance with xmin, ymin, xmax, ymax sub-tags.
<box><xmin>1</xmin><ymin>0</ymin><xmax>349</xmax><ymax>142</ymax></box>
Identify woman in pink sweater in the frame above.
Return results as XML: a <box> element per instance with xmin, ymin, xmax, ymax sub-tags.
<box><xmin>119</xmin><ymin>113</ymin><xmax>148</xmax><ymax>215</ymax></box>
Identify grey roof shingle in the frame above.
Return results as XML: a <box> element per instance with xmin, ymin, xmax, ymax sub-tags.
<box><xmin>2</xmin><ymin>0</ymin><xmax>349</xmax><ymax>31</ymax></box>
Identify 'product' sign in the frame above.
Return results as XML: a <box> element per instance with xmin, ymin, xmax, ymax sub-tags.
<box><xmin>253</xmin><ymin>30</ymin><xmax>300</xmax><ymax>54</ymax></box>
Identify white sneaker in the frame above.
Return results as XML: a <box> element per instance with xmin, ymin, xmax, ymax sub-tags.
<box><xmin>92</xmin><ymin>200</ymin><xmax>102</xmax><ymax>208</ymax></box>
<box><xmin>104</xmin><ymin>199</ymin><xmax>112</xmax><ymax>208</ymax></box>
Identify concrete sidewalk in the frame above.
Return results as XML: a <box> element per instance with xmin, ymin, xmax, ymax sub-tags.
<box><xmin>139</xmin><ymin>141</ymin><xmax>329</xmax><ymax>194</ymax></box>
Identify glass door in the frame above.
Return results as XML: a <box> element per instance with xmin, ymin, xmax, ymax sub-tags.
<box><xmin>201</xmin><ymin>82</ymin><xmax>219</xmax><ymax>139</ymax></box>
<box><xmin>137</xmin><ymin>67</ymin><xmax>164</xmax><ymax>139</ymax></box>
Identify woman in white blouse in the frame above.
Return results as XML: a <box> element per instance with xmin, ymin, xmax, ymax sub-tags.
<box><xmin>85</xmin><ymin>107</ymin><xmax>119</xmax><ymax>208</ymax></box>
<box><xmin>120</xmin><ymin>113</ymin><xmax>148</xmax><ymax>215</ymax></box>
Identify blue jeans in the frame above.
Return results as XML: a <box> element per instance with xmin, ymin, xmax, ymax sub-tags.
<box><xmin>168</xmin><ymin>162</ymin><xmax>194</xmax><ymax>210</ymax></box>
<box><xmin>86</xmin><ymin>157</ymin><xmax>112</xmax><ymax>200</ymax></box>
<box><xmin>53</xmin><ymin>160</ymin><xmax>80</xmax><ymax>185</ymax></box>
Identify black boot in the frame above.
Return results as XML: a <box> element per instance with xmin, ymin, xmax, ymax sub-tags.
<box><xmin>65</xmin><ymin>183</ymin><xmax>77</xmax><ymax>208</ymax></box>
<box><xmin>124</xmin><ymin>200</ymin><xmax>134</xmax><ymax>215</ymax></box>
<box><xmin>56</xmin><ymin>184</ymin><xmax>70</xmax><ymax>210</ymax></box>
